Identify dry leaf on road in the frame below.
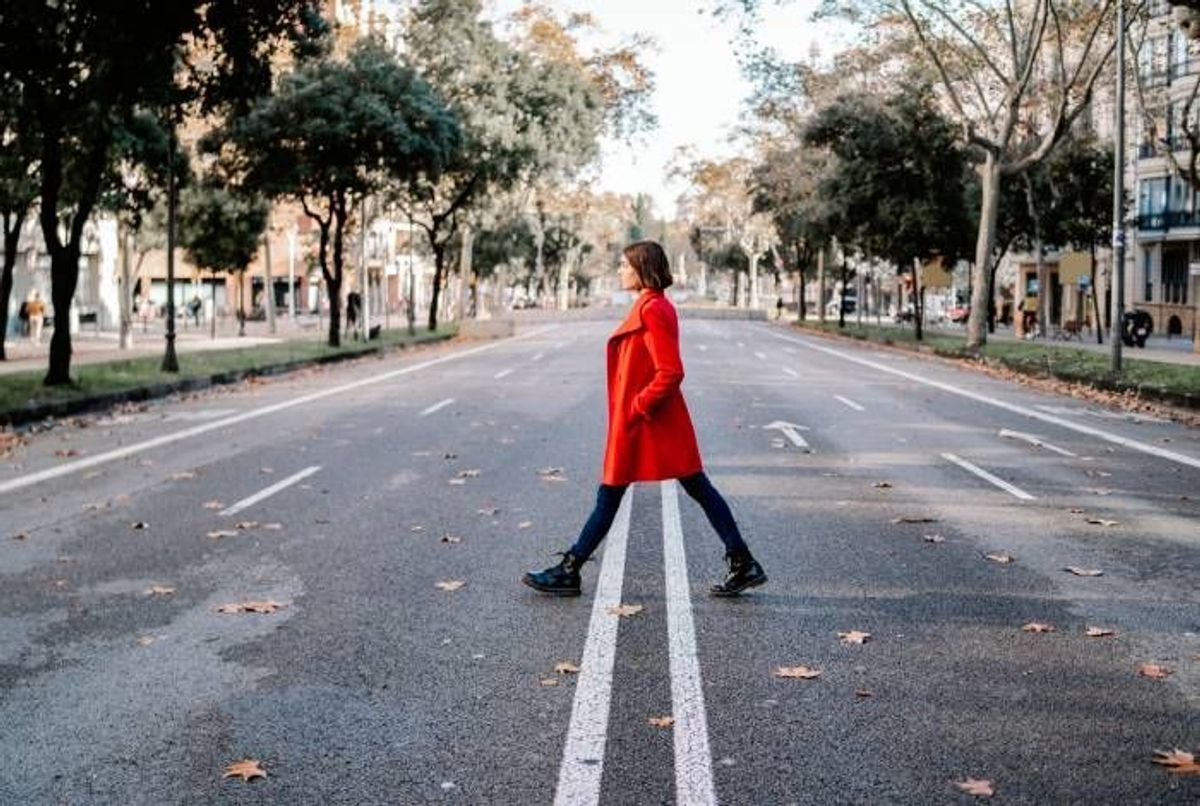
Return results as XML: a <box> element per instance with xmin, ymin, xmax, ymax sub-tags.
<box><xmin>235</xmin><ymin>521</ymin><xmax>259</xmax><ymax>531</ymax></box>
<box><xmin>207</xmin><ymin>529</ymin><xmax>239</xmax><ymax>539</ymax></box>
<box><xmin>608</xmin><ymin>604</ymin><xmax>644</xmax><ymax>618</ymax></box>
<box><xmin>1138</xmin><ymin>663</ymin><xmax>1172</xmax><ymax>680</ymax></box>
<box><xmin>774</xmin><ymin>666</ymin><xmax>821</xmax><ymax>679</ymax></box>
<box><xmin>1021</xmin><ymin>622</ymin><xmax>1056</xmax><ymax>633</ymax></box>
<box><xmin>217</xmin><ymin>601</ymin><xmax>284</xmax><ymax>614</ymax></box>
<box><xmin>202</xmin><ymin>500</ymin><xmax>224</xmax><ymax>510</ymax></box>
<box><xmin>648</xmin><ymin>716</ymin><xmax>675</xmax><ymax>728</ymax></box>
<box><xmin>892</xmin><ymin>516</ymin><xmax>937</xmax><ymax>524</ymax></box>
<box><xmin>1085</xmin><ymin>517</ymin><xmax>1119</xmax><ymax>527</ymax></box>
<box><xmin>955</xmin><ymin>778</ymin><xmax>994</xmax><ymax>797</ymax></box>
<box><xmin>223</xmin><ymin>759</ymin><xmax>267</xmax><ymax>782</ymax></box>
<box><xmin>555</xmin><ymin>661</ymin><xmax>580</xmax><ymax>674</ymax></box>
<box><xmin>440</xmin><ymin>535</ymin><xmax>462</xmax><ymax>544</ymax></box>
<box><xmin>838</xmin><ymin>631</ymin><xmax>872</xmax><ymax>645</ymax></box>
<box><xmin>448</xmin><ymin>478</ymin><xmax>467</xmax><ymax>486</ymax></box>
<box><xmin>984</xmin><ymin>553</ymin><xmax>1014</xmax><ymax>564</ymax></box>
<box><xmin>873</xmin><ymin>481</ymin><xmax>893</xmax><ymax>489</ymax></box>
<box><xmin>136</xmin><ymin>636</ymin><xmax>156</xmax><ymax>647</ymax></box>
<box><xmin>477</xmin><ymin>507</ymin><xmax>500</xmax><ymax>516</ymax></box>
<box><xmin>538</xmin><ymin>467</ymin><xmax>566</xmax><ymax>481</ymax></box>
<box><xmin>855</xmin><ymin>689</ymin><xmax>874</xmax><ymax>698</ymax></box>
<box><xmin>54</xmin><ymin>448</ymin><xmax>81</xmax><ymax>458</ymax></box>
<box><xmin>540</xmin><ymin>677</ymin><xmax>559</xmax><ymax>687</ymax></box>
<box><xmin>146</xmin><ymin>585</ymin><xmax>175</xmax><ymax>597</ymax></box>
<box><xmin>435</xmin><ymin>580</ymin><xmax>466</xmax><ymax>592</ymax></box>
<box><xmin>1152</xmin><ymin>749</ymin><xmax>1200</xmax><ymax>775</ymax></box>
<box><xmin>923</xmin><ymin>534</ymin><xmax>945</xmax><ymax>544</ymax></box>
<box><xmin>12</xmin><ymin>532</ymin><xmax>28</xmax><ymax>541</ymax></box>
<box><xmin>261</xmin><ymin>523</ymin><xmax>283</xmax><ymax>531</ymax></box>
<box><xmin>171</xmin><ymin>471</ymin><xmax>197</xmax><ymax>481</ymax></box>
<box><xmin>458</xmin><ymin>469</ymin><xmax>481</xmax><ymax>478</ymax></box>
<box><xmin>517</xmin><ymin>521</ymin><xmax>533</xmax><ymax>529</ymax></box>
<box><xmin>1085</xmin><ymin>627</ymin><xmax>1117</xmax><ymax>638</ymax></box>
<box><xmin>1064</xmin><ymin>566</ymin><xmax>1103</xmax><ymax>577</ymax></box>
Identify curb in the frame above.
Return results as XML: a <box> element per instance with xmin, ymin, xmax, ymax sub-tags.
<box><xmin>789</xmin><ymin>322</ymin><xmax>1199</xmax><ymax>412</ymax></box>
<box><xmin>1</xmin><ymin>332</ymin><xmax>458</xmax><ymax>429</ymax></box>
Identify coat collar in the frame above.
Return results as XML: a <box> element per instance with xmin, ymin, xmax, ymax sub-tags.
<box><xmin>609</xmin><ymin>290</ymin><xmax>662</xmax><ymax>341</ymax></box>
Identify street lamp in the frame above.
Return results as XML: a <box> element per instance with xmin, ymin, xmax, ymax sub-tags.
<box><xmin>1111</xmin><ymin>0</ymin><xmax>1128</xmax><ymax>374</ymax></box>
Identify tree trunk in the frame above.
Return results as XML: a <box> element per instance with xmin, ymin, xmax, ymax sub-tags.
<box><xmin>120</xmin><ymin>226</ymin><xmax>133</xmax><ymax>349</ymax></box>
<box><xmin>913</xmin><ymin>259</ymin><xmax>924</xmax><ymax>341</ymax></box>
<box><xmin>838</xmin><ymin>260</ymin><xmax>848</xmax><ymax>328</ymax></box>
<box><xmin>264</xmin><ymin>217</ymin><xmax>275</xmax><ymax>335</ymax></box>
<box><xmin>428</xmin><ymin>239</ymin><xmax>446</xmax><ymax>332</ymax></box>
<box><xmin>330</xmin><ymin>192</ymin><xmax>347</xmax><ymax>345</ymax></box>
<box><xmin>817</xmin><ymin>247</ymin><xmax>826</xmax><ymax>323</ymax></box>
<box><xmin>967</xmin><ymin>153</ymin><xmax>1002</xmax><ymax>350</ymax></box>
<box><xmin>749</xmin><ymin>252</ymin><xmax>760</xmax><ymax>309</ymax></box>
<box><xmin>0</xmin><ymin>210</ymin><xmax>24</xmax><ymax>361</ymax></box>
<box><xmin>1090</xmin><ymin>241</ymin><xmax>1103</xmax><ymax>344</ymax></box>
<box><xmin>458</xmin><ymin>223</ymin><xmax>473</xmax><ymax>320</ymax></box>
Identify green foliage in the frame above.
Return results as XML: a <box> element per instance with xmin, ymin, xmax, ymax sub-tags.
<box><xmin>178</xmin><ymin>182</ymin><xmax>268</xmax><ymax>275</ymax></box>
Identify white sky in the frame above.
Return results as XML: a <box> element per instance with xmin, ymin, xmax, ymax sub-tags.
<box><xmin>488</xmin><ymin>1</ymin><xmax>850</xmax><ymax>219</ymax></box>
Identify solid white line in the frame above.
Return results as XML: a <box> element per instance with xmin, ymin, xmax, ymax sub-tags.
<box><xmin>661</xmin><ymin>481</ymin><xmax>717</xmax><ymax>806</ymax></box>
<box><xmin>219</xmin><ymin>466</ymin><xmax>322</xmax><ymax>517</ymax></box>
<box><xmin>998</xmin><ymin>428</ymin><xmax>1077</xmax><ymax>457</ymax></box>
<box><xmin>941</xmin><ymin>452</ymin><xmax>1036</xmax><ymax>501</ymax></box>
<box><xmin>834</xmin><ymin>395</ymin><xmax>865</xmax><ymax>412</ymax></box>
<box><xmin>772</xmin><ymin>330</ymin><xmax>1200</xmax><ymax>470</ymax></box>
<box><xmin>782</xmin><ymin>367</ymin><xmax>799</xmax><ymax>378</ymax></box>
<box><xmin>494</xmin><ymin>368</ymin><xmax>514</xmax><ymax>379</ymax></box>
<box><xmin>554</xmin><ymin>494</ymin><xmax>633</xmax><ymax>806</ymax></box>
<box><xmin>0</xmin><ymin>328</ymin><xmax>555</xmax><ymax>496</ymax></box>
<box><xmin>419</xmin><ymin>398</ymin><xmax>455</xmax><ymax>416</ymax></box>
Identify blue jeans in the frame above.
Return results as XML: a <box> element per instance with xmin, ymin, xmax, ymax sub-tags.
<box><xmin>568</xmin><ymin>472</ymin><xmax>749</xmax><ymax>561</ymax></box>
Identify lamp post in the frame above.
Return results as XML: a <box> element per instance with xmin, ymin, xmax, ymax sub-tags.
<box><xmin>1111</xmin><ymin>0</ymin><xmax>1127</xmax><ymax>374</ymax></box>
<box><xmin>161</xmin><ymin>114</ymin><xmax>179</xmax><ymax>372</ymax></box>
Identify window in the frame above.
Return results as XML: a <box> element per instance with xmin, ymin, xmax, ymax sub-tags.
<box><xmin>1163</xmin><ymin>250</ymin><xmax>1189</xmax><ymax>305</ymax></box>
<box><xmin>1144</xmin><ymin>249</ymin><xmax>1154</xmax><ymax>302</ymax></box>
<box><xmin>1140</xmin><ymin>177</ymin><xmax>1168</xmax><ymax>214</ymax></box>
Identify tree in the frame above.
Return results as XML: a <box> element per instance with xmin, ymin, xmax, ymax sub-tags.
<box><xmin>215</xmin><ymin>40</ymin><xmax>461</xmax><ymax>346</ymax></box>
<box><xmin>0</xmin><ymin>0</ymin><xmax>313</xmax><ymax>385</ymax></box>
<box><xmin>0</xmin><ymin>77</ymin><xmax>38</xmax><ymax>361</ymax></box>
<box><xmin>805</xmin><ymin>84</ymin><xmax>974</xmax><ymax>339</ymax></box>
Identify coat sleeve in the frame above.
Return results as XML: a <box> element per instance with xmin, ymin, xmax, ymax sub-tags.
<box><xmin>631</xmin><ymin>300</ymin><xmax>684</xmax><ymax>420</ymax></box>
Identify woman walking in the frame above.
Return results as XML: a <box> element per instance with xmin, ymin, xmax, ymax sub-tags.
<box><xmin>26</xmin><ymin>290</ymin><xmax>46</xmax><ymax>346</ymax></box>
<box><xmin>523</xmin><ymin>240</ymin><xmax>766</xmax><ymax>597</ymax></box>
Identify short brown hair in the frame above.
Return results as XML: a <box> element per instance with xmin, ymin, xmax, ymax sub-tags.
<box><xmin>623</xmin><ymin>240</ymin><xmax>673</xmax><ymax>290</ymax></box>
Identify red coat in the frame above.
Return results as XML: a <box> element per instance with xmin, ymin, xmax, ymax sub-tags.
<box><xmin>602</xmin><ymin>290</ymin><xmax>703</xmax><ymax>485</ymax></box>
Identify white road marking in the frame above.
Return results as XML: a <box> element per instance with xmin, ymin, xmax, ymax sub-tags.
<box><xmin>941</xmin><ymin>452</ymin><xmax>1035</xmax><ymax>501</ymax></box>
<box><xmin>772</xmin><ymin>331</ymin><xmax>1200</xmax><ymax>470</ymax></box>
<box><xmin>219</xmin><ymin>466</ymin><xmax>322</xmax><ymax>516</ymax></box>
<box><xmin>554</xmin><ymin>495</ymin><xmax>633</xmax><ymax>806</ymax></box>
<box><xmin>763</xmin><ymin>420</ymin><xmax>811</xmax><ymax>452</ymax></box>
<box><xmin>0</xmin><ymin>328</ymin><xmax>555</xmax><ymax>496</ymax></box>
<box><xmin>754</xmin><ymin>351</ymin><xmax>767</xmax><ymax>360</ymax></box>
<box><xmin>782</xmin><ymin>367</ymin><xmax>799</xmax><ymax>378</ymax></box>
<box><xmin>661</xmin><ymin>481</ymin><xmax>717</xmax><ymax>806</ymax></box>
<box><xmin>494</xmin><ymin>368</ymin><xmax>514</xmax><ymax>379</ymax></box>
<box><xmin>998</xmin><ymin>428</ymin><xmax>1077</xmax><ymax>457</ymax></box>
<box><xmin>834</xmin><ymin>395</ymin><xmax>865</xmax><ymax>412</ymax></box>
<box><xmin>419</xmin><ymin>398</ymin><xmax>455</xmax><ymax>417</ymax></box>
<box><xmin>533</xmin><ymin>351</ymin><xmax>546</xmax><ymax>361</ymax></box>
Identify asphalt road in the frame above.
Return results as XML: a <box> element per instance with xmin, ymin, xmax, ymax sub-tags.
<box><xmin>1</xmin><ymin>318</ymin><xmax>1197</xmax><ymax>805</ymax></box>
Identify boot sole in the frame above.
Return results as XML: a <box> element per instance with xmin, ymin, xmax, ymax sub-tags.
<box><xmin>710</xmin><ymin>573</ymin><xmax>767</xmax><ymax>597</ymax></box>
<box><xmin>522</xmin><ymin>575</ymin><xmax>582</xmax><ymax>597</ymax></box>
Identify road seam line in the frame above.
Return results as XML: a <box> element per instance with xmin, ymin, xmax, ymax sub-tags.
<box><xmin>0</xmin><ymin>327</ymin><xmax>555</xmax><ymax>496</ymax></box>
<box><xmin>941</xmin><ymin>453</ymin><xmax>1036</xmax><ymax>500</ymax></box>
<box><xmin>419</xmin><ymin>398</ymin><xmax>456</xmax><ymax>416</ymax></box>
<box><xmin>219</xmin><ymin>466</ymin><xmax>322</xmax><ymax>516</ymax></box>
<box><xmin>771</xmin><ymin>330</ymin><xmax>1200</xmax><ymax>470</ymax></box>
<box><xmin>554</xmin><ymin>494</ymin><xmax>633</xmax><ymax>806</ymax></box>
<box><xmin>834</xmin><ymin>394</ymin><xmax>865</xmax><ymax>411</ymax></box>
<box><xmin>662</xmin><ymin>481</ymin><xmax>718</xmax><ymax>806</ymax></box>
<box><xmin>998</xmin><ymin>428</ymin><xmax>1077</xmax><ymax>457</ymax></box>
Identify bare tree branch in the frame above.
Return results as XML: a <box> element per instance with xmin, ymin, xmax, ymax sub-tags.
<box><xmin>919</xmin><ymin>0</ymin><xmax>1009</xmax><ymax>86</ymax></box>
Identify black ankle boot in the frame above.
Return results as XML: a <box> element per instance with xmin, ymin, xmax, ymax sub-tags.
<box><xmin>711</xmin><ymin>550</ymin><xmax>767</xmax><ymax>597</ymax></box>
<box><xmin>523</xmin><ymin>552</ymin><xmax>584</xmax><ymax>596</ymax></box>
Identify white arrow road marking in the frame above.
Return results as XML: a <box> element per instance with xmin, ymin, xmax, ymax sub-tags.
<box><xmin>661</xmin><ymin>481</ymin><xmax>717</xmax><ymax>806</ymax></box>
<box><xmin>834</xmin><ymin>395</ymin><xmax>865</xmax><ymax>412</ymax></box>
<box><xmin>494</xmin><ymin>368</ymin><xmax>514</xmax><ymax>379</ymax></box>
<box><xmin>782</xmin><ymin>367</ymin><xmax>799</xmax><ymax>378</ymax></box>
<box><xmin>0</xmin><ymin>327</ymin><xmax>556</xmax><ymax>497</ymax></box>
<box><xmin>941</xmin><ymin>453</ymin><xmax>1035</xmax><ymax>501</ymax></box>
<box><xmin>764</xmin><ymin>420</ymin><xmax>811</xmax><ymax>452</ymax></box>
<box><xmin>219</xmin><ymin>466</ymin><xmax>322</xmax><ymax>517</ymax></box>
<box><xmin>554</xmin><ymin>495</ymin><xmax>633</xmax><ymax>806</ymax></box>
<box><xmin>419</xmin><ymin>398</ymin><xmax>455</xmax><ymax>417</ymax></box>
<box><xmin>771</xmin><ymin>330</ymin><xmax>1200</xmax><ymax>471</ymax></box>
<box><xmin>998</xmin><ymin>428</ymin><xmax>1076</xmax><ymax>457</ymax></box>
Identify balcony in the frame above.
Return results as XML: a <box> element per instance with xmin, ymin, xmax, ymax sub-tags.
<box><xmin>1137</xmin><ymin>209</ymin><xmax>1200</xmax><ymax>231</ymax></box>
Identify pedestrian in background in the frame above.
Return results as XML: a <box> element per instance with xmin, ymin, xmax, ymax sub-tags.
<box><xmin>346</xmin><ymin>290</ymin><xmax>362</xmax><ymax>341</ymax></box>
<box><xmin>523</xmin><ymin>240</ymin><xmax>767</xmax><ymax>597</ymax></box>
<box><xmin>26</xmin><ymin>290</ymin><xmax>46</xmax><ymax>346</ymax></box>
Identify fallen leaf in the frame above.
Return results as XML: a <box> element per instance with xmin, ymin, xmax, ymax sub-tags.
<box><xmin>448</xmin><ymin>478</ymin><xmax>467</xmax><ymax>486</ymax></box>
<box><xmin>838</xmin><ymin>631</ymin><xmax>872</xmax><ymax>645</ymax></box>
<box><xmin>435</xmin><ymin>580</ymin><xmax>466</xmax><ymax>592</ymax></box>
<box><xmin>955</xmin><ymin>778</ymin><xmax>995</xmax><ymax>797</ymax></box>
<box><xmin>538</xmin><ymin>467</ymin><xmax>566</xmax><ymax>480</ymax></box>
<box><xmin>608</xmin><ymin>604</ymin><xmax>644</xmax><ymax>618</ymax></box>
<box><xmin>1152</xmin><ymin>749</ymin><xmax>1200</xmax><ymax>775</ymax></box>
<box><xmin>1085</xmin><ymin>469</ymin><xmax>1113</xmax><ymax>478</ymax></box>
<box><xmin>1064</xmin><ymin>566</ymin><xmax>1103</xmax><ymax>577</ymax></box>
<box><xmin>648</xmin><ymin>716</ymin><xmax>675</xmax><ymax>728</ymax></box>
<box><xmin>146</xmin><ymin>585</ymin><xmax>175</xmax><ymax>597</ymax></box>
<box><xmin>1085</xmin><ymin>627</ymin><xmax>1116</xmax><ymax>638</ymax></box>
<box><xmin>855</xmin><ymin>689</ymin><xmax>874</xmax><ymax>698</ymax></box>
<box><xmin>202</xmin><ymin>500</ymin><xmax>224</xmax><ymax>510</ymax></box>
<box><xmin>131</xmin><ymin>521</ymin><xmax>150</xmax><ymax>531</ymax></box>
<box><xmin>540</xmin><ymin>677</ymin><xmax>559</xmax><ymax>687</ymax></box>
<box><xmin>1085</xmin><ymin>518</ymin><xmax>1119</xmax><ymax>527</ymax></box>
<box><xmin>892</xmin><ymin>516</ymin><xmax>937</xmax><ymax>524</ymax></box>
<box><xmin>518</xmin><ymin>520</ymin><xmax>533</xmax><ymax>529</ymax></box>
<box><xmin>1138</xmin><ymin>663</ymin><xmax>1171</xmax><ymax>680</ymax></box>
<box><xmin>1087</xmin><ymin>488</ymin><xmax>1112</xmax><ymax>496</ymax></box>
<box><xmin>873</xmin><ymin>481</ymin><xmax>893</xmax><ymax>489</ymax></box>
<box><xmin>54</xmin><ymin>448</ymin><xmax>81</xmax><ymax>458</ymax></box>
<box><xmin>922</xmin><ymin>534</ymin><xmax>945</xmax><ymax>544</ymax></box>
<box><xmin>984</xmin><ymin>553</ymin><xmax>1014</xmax><ymax>564</ymax></box>
<box><xmin>458</xmin><ymin>469</ymin><xmax>481</xmax><ymax>478</ymax></box>
<box><xmin>440</xmin><ymin>535</ymin><xmax>462</xmax><ymax>544</ymax></box>
<box><xmin>1069</xmin><ymin>507</ymin><xmax>1085</xmax><ymax>514</ymax></box>
<box><xmin>410</xmin><ymin>525</ymin><xmax>425</xmax><ymax>532</ymax></box>
<box><xmin>217</xmin><ymin>601</ymin><xmax>283</xmax><ymax>614</ymax></box>
<box><xmin>555</xmin><ymin>661</ymin><xmax>580</xmax><ymax>674</ymax></box>
<box><xmin>477</xmin><ymin>507</ymin><xmax>500</xmax><ymax>516</ymax></box>
<box><xmin>235</xmin><ymin>521</ymin><xmax>259</xmax><ymax>531</ymax></box>
<box><xmin>136</xmin><ymin>636</ymin><xmax>156</xmax><ymax>647</ymax></box>
<box><xmin>138</xmin><ymin>459</ymin><xmax>155</xmax><ymax>467</ymax></box>
<box><xmin>441</xmin><ymin>451</ymin><xmax>457</xmax><ymax>459</ymax></box>
<box><xmin>774</xmin><ymin>666</ymin><xmax>822</xmax><ymax>679</ymax></box>
<box><xmin>261</xmin><ymin>522</ymin><xmax>283</xmax><ymax>531</ymax></box>
<box><xmin>223</xmin><ymin>759</ymin><xmax>267</xmax><ymax>782</ymax></box>
<box><xmin>1021</xmin><ymin>622</ymin><xmax>1056</xmax><ymax>633</ymax></box>
<box><xmin>12</xmin><ymin>532</ymin><xmax>28</xmax><ymax>541</ymax></box>
<box><xmin>207</xmin><ymin>529</ymin><xmax>239</xmax><ymax>539</ymax></box>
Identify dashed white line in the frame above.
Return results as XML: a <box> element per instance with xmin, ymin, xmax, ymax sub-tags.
<box><xmin>554</xmin><ymin>495</ymin><xmax>633</xmax><ymax>806</ymax></box>
<box><xmin>834</xmin><ymin>395</ymin><xmax>865</xmax><ymax>412</ymax></box>
<box><xmin>419</xmin><ymin>398</ymin><xmax>456</xmax><ymax>416</ymax></box>
<box><xmin>494</xmin><ymin>368</ymin><xmax>514</xmax><ymax>379</ymax></box>
<box><xmin>219</xmin><ymin>465</ymin><xmax>322</xmax><ymax>516</ymax></box>
<box><xmin>661</xmin><ymin>481</ymin><xmax>717</xmax><ymax>806</ymax></box>
<box><xmin>782</xmin><ymin>367</ymin><xmax>799</xmax><ymax>378</ymax></box>
<box><xmin>941</xmin><ymin>453</ymin><xmax>1035</xmax><ymax>501</ymax></box>
<box><xmin>999</xmin><ymin>428</ymin><xmax>1076</xmax><ymax>457</ymax></box>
